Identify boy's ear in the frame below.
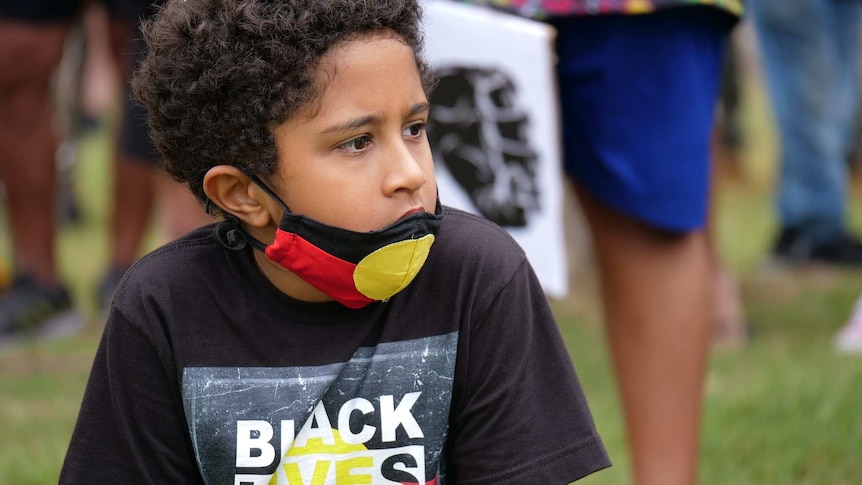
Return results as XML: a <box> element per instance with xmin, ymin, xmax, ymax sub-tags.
<box><xmin>203</xmin><ymin>166</ymin><xmax>279</xmax><ymax>227</ymax></box>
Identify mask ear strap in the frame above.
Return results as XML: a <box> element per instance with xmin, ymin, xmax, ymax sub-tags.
<box><xmin>245</xmin><ymin>172</ymin><xmax>293</xmax><ymax>213</ymax></box>
<box><xmin>212</xmin><ymin>219</ymin><xmax>269</xmax><ymax>252</ymax></box>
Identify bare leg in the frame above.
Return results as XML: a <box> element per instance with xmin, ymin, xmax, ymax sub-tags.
<box><xmin>576</xmin><ymin>186</ymin><xmax>711</xmax><ymax>485</ymax></box>
<box><xmin>104</xmin><ymin>15</ymin><xmax>210</xmax><ymax>270</ymax></box>
<box><xmin>154</xmin><ymin>171</ymin><xmax>212</xmax><ymax>241</ymax></box>
<box><xmin>0</xmin><ymin>20</ymin><xmax>70</xmax><ymax>286</ymax></box>
<box><xmin>708</xmin><ymin>134</ymin><xmax>748</xmax><ymax>349</ymax></box>
<box><xmin>108</xmin><ymin>157</ymin><xmax>156</xmax><ymax>269</ymax></box>
<box><xmin>78</xmin><ymin>2</ymin><xmax>120</xmax><ymax>121</ymax></box>
<box><xmin>103</xmin><ymin>16</ymin><xmax>151</xmax><ymax>272</ymax></box>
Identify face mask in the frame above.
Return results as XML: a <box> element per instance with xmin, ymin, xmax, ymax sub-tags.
<box><xmin>217</xmin><ymin>175</ymin><xmax>443</xmax><ymax>309</ymax></box>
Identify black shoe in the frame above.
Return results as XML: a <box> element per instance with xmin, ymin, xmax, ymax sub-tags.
<box><xmin>0</xmin><ymin>276</ymin><xmax>81</xmax><ymax>343</ymax></box>
<box><xmin>772</xmin><ymin>227</ymin><xmax>862</xmax><ymax>267</ymax></box>
<box><xmin>772</xmin><ymin>226</ymin><xmax>813</xmax><ymax>265</ymax></box>
<box><xmin>810</xmin><ymin>232</ymin><xmax>862</xmax><ymax>265</ymax></box>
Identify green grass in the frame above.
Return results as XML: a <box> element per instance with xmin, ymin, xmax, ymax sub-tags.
<box><xmin>0</xmin><ymin>335</ymin><xmax>99</xmax><ymax>484</ymax></box>
<box><xmin>3</xmin><ymin>82</ymin><xmax>862</xmax><ymax>484</ymax></box>
<box><xmin>556</xmin><ymin>180</ymin><xmax>862</xmax><ymax>484</ymax></box>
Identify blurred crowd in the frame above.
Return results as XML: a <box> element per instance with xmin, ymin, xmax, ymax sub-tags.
<box><xmin>0</xmin><ymin>0</ymin><xmax>211</xmax><ymax>342</ymax></box>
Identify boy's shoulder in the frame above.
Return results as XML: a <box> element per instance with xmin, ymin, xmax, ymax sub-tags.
<box><xmin>112</xmin><ymin>224</ymin><xmax>224</xmax><ymax>297</ymax></box>
<box><xmin>438</xmin><ymin>205</ymin><xmax>525</xmax><ymax>253</ymax></box>
<box><xmin>432</xmin><ymin>205</ymin><xmax>528</xmax><ymax>272</ymax></box>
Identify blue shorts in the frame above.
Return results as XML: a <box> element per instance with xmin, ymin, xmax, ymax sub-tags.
<box><xmin>548</xmin><ymin>7</ymin><xmax>736</xmax><ymax>231</ymax></box>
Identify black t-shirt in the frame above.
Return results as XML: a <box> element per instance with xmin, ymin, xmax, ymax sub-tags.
<box><xmin>60</xmin><ymin>207</ymin><xmax>610</xmax><ymax>484</ymax></box>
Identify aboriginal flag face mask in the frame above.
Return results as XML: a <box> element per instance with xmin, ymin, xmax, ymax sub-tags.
<box><xmin>219</xmin><ymin>175</ymin><xmax>443</xmax><ymax>309</ymax></box>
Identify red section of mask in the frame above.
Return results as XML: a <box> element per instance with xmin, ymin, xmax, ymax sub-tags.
<box><xmin>265</xmin><ymin>228</ymin><xmax>374</xmax><ymax>309</ymax></box>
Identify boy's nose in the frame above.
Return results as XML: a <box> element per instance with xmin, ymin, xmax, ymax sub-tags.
<box><xmin>383</xmin><ymin>142</ymin><xmax>427</xmax><ymax>195</ymax></box>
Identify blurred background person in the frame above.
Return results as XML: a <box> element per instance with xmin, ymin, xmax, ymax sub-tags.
<box><xmin>0</xmin><ymin>0</ymin><xmax>92</xmax><ymax>339</ymax></box>
<box><xmin>92</xmin><ymin>3</ymin><xmax>212</xmax><ymax>314</ymax></box>
<box><xmin>0</xmin><ymin>0</ymin><xmax>210</xmax><ymax>341</ymax></box>
<box><xmin>456</xmin><ymin>1</ymin><xmax>742</xmax><ymax>483</ymax></box>
<box><xmin>751</xmin><ymin>0</ymin><xmax>862</xmax><ymax>268</ymax></box>
<box><xmin>750</xmin><ymin>0</ymin><xmax>862</xmax><ymax>352</ymax></box>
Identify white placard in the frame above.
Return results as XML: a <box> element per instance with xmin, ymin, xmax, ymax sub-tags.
<box><xmin>422</xmin><ymin>1</ymin><xmax>568</xmax><ymax>298</ymax></box>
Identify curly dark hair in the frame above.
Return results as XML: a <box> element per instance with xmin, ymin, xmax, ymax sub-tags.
<box><xmin>133</xmin><ymin>0</ymin><xmax>434</xmax><ymax>210</ymax></box>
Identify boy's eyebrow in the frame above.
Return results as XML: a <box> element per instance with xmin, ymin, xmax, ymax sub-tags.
<box><xmin>321</xmin><ymin>102</ymin><xmax>430</xmax><ymax>135</ymax></box>
<box><xmin>408</xmin><ymin>102</ymin><xmax>430</xmax><ymax>117</ymax></box>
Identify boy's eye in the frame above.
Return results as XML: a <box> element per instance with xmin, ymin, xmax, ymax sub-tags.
<box><xmin>338</xmin><ymin>135</ymin><xmax>372</xmax><ymax>153</ymax></box>
<box><xmin>403</xmin><ymin>122</ymin><xmax>426</xmax><ymax>138</ymax></box>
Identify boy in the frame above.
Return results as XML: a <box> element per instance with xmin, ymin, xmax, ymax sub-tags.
<box><xmin>60</xmin><ymin>0</ymin><xmax>610</xmax><ymax>483</ymax></box>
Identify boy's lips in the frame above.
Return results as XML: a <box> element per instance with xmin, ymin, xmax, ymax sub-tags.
<box><xmin>401</xmin><ymin>207</ymin><xmax>425</xmax><ymax>218</ymax></box>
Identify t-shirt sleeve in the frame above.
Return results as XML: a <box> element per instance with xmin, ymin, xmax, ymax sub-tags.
<box><xmin>59</xmin><ymin>309</ymin><xmax>203</xmax><ymax>484</ymax></box>
<box><xmin>446</xmin><ymin>258</ymin><xmax>611</xmax><ymax>484</ymax></box>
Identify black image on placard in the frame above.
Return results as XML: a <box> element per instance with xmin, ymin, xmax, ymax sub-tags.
<box><xmin>427</xmin><ymin>66</ymin><xmax>540</xmax><ymax>227</ymax></box>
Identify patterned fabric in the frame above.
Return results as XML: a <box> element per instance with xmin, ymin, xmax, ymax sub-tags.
<box><xmin>459</xmin><ymin>0</ymin><xmax>743</xmax><ymax>17</ymax></box>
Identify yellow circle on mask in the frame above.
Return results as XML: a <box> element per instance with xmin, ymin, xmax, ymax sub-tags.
<box><xmin>353</xmin><ymin>234</ymin><xmax>435</xmax><ymax>300</ymax></box>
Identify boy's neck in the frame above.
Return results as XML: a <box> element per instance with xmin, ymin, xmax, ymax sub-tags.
<box><xmin>250</xmin><ymin>237</ymin><xmax>333</xmax><ymax>304</ymax></box>
<box><xmin>237</xmin><ymin>222</ymin><xmax>333</xmax><ymax>303</ymax></box>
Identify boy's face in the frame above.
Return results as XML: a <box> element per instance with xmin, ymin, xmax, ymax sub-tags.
<box><xmin>269</xmin><ymin>33</ymin><xmax>437</xmax><ymax>233</ymax></box>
